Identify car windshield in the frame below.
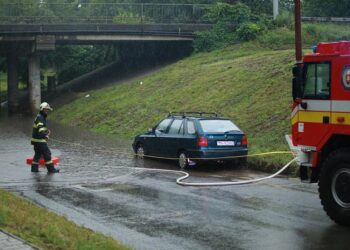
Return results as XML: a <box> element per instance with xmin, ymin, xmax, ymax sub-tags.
<box><xmin>199</xmin><ymin>120</ymin><xmax>240</xmax><ymax>133</ymax></box>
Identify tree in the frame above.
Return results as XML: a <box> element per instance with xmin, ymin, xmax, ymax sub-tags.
<box><xmin>303</xmin><ymin>0</ymin><xmax>350</xmax><ymax>17</ymax></box>
<box><xmin>223</xmin><ymin>0</ymin><xmax>294</xmax><ymax>15</ymax></box>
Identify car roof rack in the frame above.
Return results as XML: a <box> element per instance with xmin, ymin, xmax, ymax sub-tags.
<box><xmin>168</xmin><ymin>112</ymin><xmax>219</xmax><ymax>118</ymax></box>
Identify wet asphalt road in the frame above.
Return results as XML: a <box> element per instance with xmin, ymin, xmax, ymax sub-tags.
<box><xmin>0</xmin><ymin>115</ymin><xmax>349</xmax><ymax>250</ymax></box>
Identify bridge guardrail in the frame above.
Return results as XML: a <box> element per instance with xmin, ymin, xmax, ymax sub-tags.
<box><xmin>0</xmin><ymin>3</ymin><xmax>211</xmax><ymax>25</ymax></box>
<box><xmin>302</xmin><ymin>16</ymin><xmax>350</xmax><ymax>23</ymax></box>
<box><xmin>0</xmin><ymin>23</ymin><xmax>212</xmax><ymax>38</ymax></box>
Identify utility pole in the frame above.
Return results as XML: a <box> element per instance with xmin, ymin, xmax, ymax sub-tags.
<box><xmin>294</xmin><ymin>0</ymin><xmax>302</xmax><ymax>62</ymax></box>
<box><xmin>273</xmin><ymin>0</ymin><xmax>279</xmax><ymax>20</ymax></box>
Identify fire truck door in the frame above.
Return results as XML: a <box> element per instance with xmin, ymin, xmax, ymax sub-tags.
<box><xmin>298</xmin><ymin>62</ymin><xmax>331</xmax><ymax>146</ymax></box>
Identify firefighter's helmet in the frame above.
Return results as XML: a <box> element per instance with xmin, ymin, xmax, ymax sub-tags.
<box><xmin>40</xmin><ymin>102</ymin><xmax>53</xmax><ymax>111</ymax></box>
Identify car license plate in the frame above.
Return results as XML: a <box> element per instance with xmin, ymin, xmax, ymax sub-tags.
<box><xmin>217</xmin><ymin>141</ymin><xmax>235</xmax><ymax>146</ymax></box>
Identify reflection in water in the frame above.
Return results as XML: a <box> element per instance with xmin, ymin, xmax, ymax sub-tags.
<box><xmin>33</xmin><ymin>173</ymin><xmax>54</xmax><ymax>195</ymax></box>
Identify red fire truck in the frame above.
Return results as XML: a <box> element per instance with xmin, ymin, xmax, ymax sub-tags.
<box><xmin>287</xmin><ymin>41</ymin><xmax>350</xmax><ymax>226</ymax></box>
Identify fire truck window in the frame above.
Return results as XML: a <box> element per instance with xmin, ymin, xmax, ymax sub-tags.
<box><xmin>303</xmin><ymin>63</ymin><xmax>330</xmax><ymax>99</ymax></box>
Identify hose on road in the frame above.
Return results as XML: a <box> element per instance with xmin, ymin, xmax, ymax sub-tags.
<box><xmin>37</xmin><ymin>138</ymin><xmax>298</xmax><ymax>187</ymax></box>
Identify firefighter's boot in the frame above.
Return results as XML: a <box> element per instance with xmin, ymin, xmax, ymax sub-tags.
<box><xmin>31</xmin><ymin>164</ymin><xmax>39</xmax><ymax>172</ymax></box>
<box><xmin>47</xmin><ymin>164</ymin><xmax>59</xmax><ymax>173</ymax></box>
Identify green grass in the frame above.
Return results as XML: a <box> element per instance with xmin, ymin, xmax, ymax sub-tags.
<box><xmin>51</xmin><ymin>23</ymin><xmax>350</xmax><ymax>171</ymax></box>
<box><xmin>0</xmin><ymin>189</ymin><xmax>130</xmax><ymax>250</ymax></box>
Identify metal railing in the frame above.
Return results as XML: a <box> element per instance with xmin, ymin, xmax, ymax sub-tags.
<box><xmin>302</xmin><ymin>16</ymin><xmax>350</xmax><ymax>23</ymax></box>
<box><xmin>0</xmin><ymin>2</ymin><xmax>211</xmax><ymax>25</ymax></box>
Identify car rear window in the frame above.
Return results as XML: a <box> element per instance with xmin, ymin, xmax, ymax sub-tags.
<box><xmin>199</xmin><ymin>120</ymin><xmax>240</xmax><ymax>133</ymax></box>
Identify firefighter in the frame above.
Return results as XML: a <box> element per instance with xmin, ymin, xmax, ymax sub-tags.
<box><xmin>31</xmin><ymin>102</ymin><xmax>59</xmax><ymax>173</ymax></box>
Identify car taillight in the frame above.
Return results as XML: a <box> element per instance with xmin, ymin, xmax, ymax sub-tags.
<box><xmin>242</xmin><ymin>135</ymin><xmax>248</xmax><ymax>146</ymax></box>
<box><xmin>197</xmin><ymin>136</ymin><xmax>208</xmax><ymax>147</ymax></box>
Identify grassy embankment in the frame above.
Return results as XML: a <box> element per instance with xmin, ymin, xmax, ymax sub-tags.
<box><xmin>0</xmin><ymin>189</ymin><xmax>130</xmax><ymax>250</ymax></box>
<box><xmin>51</xmin><ymin>23</ymin><xmax>350</xmax><ymax>172</ymax></box>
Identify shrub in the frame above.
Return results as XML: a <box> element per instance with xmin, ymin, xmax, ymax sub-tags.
<box><xmin>236</xmin><ymin>22</ymin><xmax>262</xmax><ymax>41</ymax></box>
<box><xmin>194</xmin><ymin>2</ymin><xmax>271</xmax><ymax>52</ymax></box>
<box><xmin>205</xmin><ymin>2</ymin><xmax>252</xmax><ymax>24</ymax></box>
<box><xmin>194</xmin><ymin>21</ymin><xmax>235</xmax><ymax>52</ymax></box>
<box><xmin>274</xmin><ymin>11</ymin><xmax>294</xmax><ymax>29</ymax></box>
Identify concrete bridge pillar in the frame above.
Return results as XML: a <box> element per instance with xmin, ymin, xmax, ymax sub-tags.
<box><xmin>7</xmin><ymin>47</ymin><xmax>20</xmax><ymax>114</ymax></box>
<box><xmin>28</xmin><ymin>53</ymin><xmax>41</xmax><ymax>114</ymax></box>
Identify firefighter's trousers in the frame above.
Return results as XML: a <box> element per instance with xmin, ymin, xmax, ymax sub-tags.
<box><xmin>32</xmin><ymin>143</ymin><xmax>54</xmax><ymax>172</ymax></box>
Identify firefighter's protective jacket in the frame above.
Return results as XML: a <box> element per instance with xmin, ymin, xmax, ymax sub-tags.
<box><xmin>31</xmin><ymin>111</ymin><xmax>49</xmax><ymax>144</ymax></box>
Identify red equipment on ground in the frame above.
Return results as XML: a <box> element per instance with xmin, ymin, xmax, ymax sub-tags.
<box><xmin>26</xmin><ymin>156</ymin><xmax>60</xmax><ymax>167</ymax></box>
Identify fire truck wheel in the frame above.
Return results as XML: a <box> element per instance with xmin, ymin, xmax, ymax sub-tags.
<box><xmin>319</xmin><ymin>148</ymin><xmax>350</xmax><ymax>226</ymax></box>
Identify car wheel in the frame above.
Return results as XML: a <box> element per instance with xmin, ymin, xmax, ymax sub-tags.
<box><xmin>178</xmin><ymin>151</ymin><xmax>189</xmax><ymax>170</ymax></box>
<box><xmin>136</xmin><ymin>144</ymin><xmax>145</xmax><ymax>159</ymax></box>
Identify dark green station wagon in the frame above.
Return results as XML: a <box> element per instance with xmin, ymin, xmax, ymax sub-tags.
<box><xmin>132</xmin><ymin>112</ymin><xmax>248</xmax><ymax>169</ymax></box>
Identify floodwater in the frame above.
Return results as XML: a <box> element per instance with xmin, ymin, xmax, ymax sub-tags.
<box><xmin>0</xmin><ymin>114</ymin><xmax>349</xmax><ymax>250</ymax></box>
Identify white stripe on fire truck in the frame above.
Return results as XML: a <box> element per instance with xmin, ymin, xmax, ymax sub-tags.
<box><xmin>332</xmin><ymin>101</ymin><xmax>350</xmax><ymax>112</ymax></box>
<box><xmin>304</xmin><ymin>100</ymin><xmax>331</xmax><ymax>111</ymax></box>
<box><xmin>291</xmin><ymin>100</ymin><xmax>350</xmax><ymax>116</ymax></box>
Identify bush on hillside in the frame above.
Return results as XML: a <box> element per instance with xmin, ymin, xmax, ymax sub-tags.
<box><xmin>193</xmin><ymin>21</ymin><xmax>235</xmax><ymax>52</ymax></box>
<box><xmin>194</xmin><ymin>2</ymin><xmax>267</xmax><ymax>52</ymax></box>
<box><xmin>235</xmin><ymin>22</ymin><xmax>262</xmax><ymax>41</ymax></box>
<box><xmin>274</xmin><ymin>10</ymin><xmax>294</xmax><ymax>29</ymax></box>
<box><xmin>205</xmin><ymin>2</ymin><xmax>252</xmax><ymax>23</ymax></box>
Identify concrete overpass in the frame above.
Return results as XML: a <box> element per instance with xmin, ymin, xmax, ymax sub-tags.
<box><xmin>0</xmin><ymin>2</ymin><xmax>211</xmax><ymax>113</ymax></box>
<box><xmin>0</xmin><ymin>23</ymin><xmax>211</xmax><ymax>43</ymax></box>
